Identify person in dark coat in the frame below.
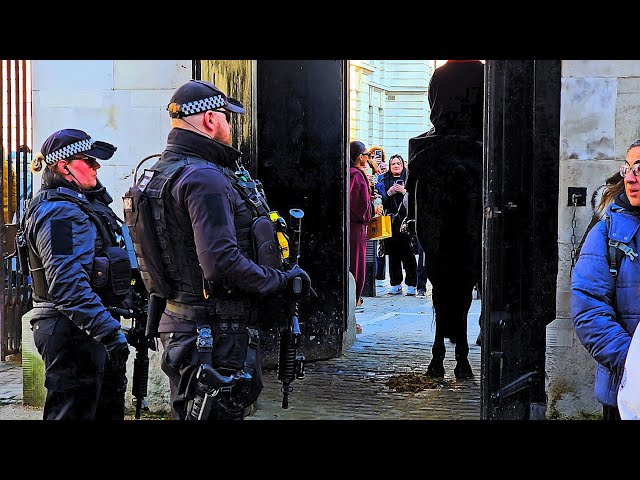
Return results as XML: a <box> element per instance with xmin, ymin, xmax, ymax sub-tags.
<box><xmin>369</xmin><ymin>146</ymin><xmax>388</xmax><ymax>285</ymax></box>
<box><xmin>376</xmin><ymin>154</ymin><xmax>417</xmax><ymax>295</ymax></box>
<box><xmin>350</xmin><ymin>141</ymin><xmax>376</xmax><ymax>308</ymax></box>
<box><xmin>20</xmin><ymin>129</ymin><xmax>130</xmax><ymax>420</ymax></box>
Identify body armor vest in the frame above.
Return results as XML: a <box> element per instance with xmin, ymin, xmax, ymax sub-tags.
<box><xmin>18</xmin><ymin>187</ymin><xmax>132</xmax><ymax>307</ymax></box>
<box><xmin>123</xmin><ymin>156</ymin><xmax>282</xmax><ymax>305</ymax></box>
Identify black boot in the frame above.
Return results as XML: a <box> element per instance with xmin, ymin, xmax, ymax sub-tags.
<box><xmin>454</xmin><ymin>356</ymin><xmax>474</xmax><ymax>379</ymax></box>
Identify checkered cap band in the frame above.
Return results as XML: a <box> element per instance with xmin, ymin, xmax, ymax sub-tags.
<box><xmin>44</xmin><ymin>138</ymin><xmax>93</xmax><ymax>165</ymax></box>
<box><xmin>180</xmin><ymin>95</ymin><xmax>226</xmax><ymax>116</ymax></box>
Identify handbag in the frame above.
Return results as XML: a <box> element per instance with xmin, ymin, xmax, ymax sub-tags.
<box><xmin>367</xmin><ymin>214</ymin><xmax>392</xmax><ymax>241</ymax></box>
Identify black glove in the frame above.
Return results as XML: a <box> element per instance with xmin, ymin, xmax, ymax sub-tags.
<box><xmin>282</xmin><ymin>264</ymin><xmax>316</xmax><ymax>298</ymax></box>
<box><xmin>101</xmin><ymin>329</ymin><xmax>130</xmax><ymax>362</ymax></box>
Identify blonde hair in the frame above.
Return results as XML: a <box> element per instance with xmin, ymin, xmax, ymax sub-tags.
<box><xmin>31</xmin><ymin>152</ymin><xmax>46</xmax><ymax>173</ymax></box>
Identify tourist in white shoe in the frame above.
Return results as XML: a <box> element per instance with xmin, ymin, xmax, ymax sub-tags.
<box><xmin>376</xmin><ymin>155</ymin><xmax>418</xmax><ymax>297</ymax></box>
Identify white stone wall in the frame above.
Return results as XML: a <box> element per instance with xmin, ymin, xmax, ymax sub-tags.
<box><xmin>350</xmin><ymin>60</ymin><xmax>433</xmax><ymax>160</ymax></box>
<box><xmin>548</xmin><ymin>60</ymin><xmax>640</xmax><ymax>419</ymax></box>
<box><xmin>32</xmin><ymin>60</ymin><xmax>191</xmax><ymax>215</ymax></box>
<box><xmin>28</xmin><ymin>60</ymin><xmax>192</xmax><ymax>413</ymax></box>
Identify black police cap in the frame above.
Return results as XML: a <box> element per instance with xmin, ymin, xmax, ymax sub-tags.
<box><xmin>40</xmin><ymin>129</ymin><xmax>117</xmax><ymax>166</ymax></box>
<box><xmin>167</xmin><ymin>80</ymin><xmax>245</xmax><ymax>118</ymax></box>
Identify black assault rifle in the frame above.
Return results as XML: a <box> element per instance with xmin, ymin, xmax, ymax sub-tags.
<box><xmin>277</xmin><ymin>208</ymin><xmax>307</xmax><ymax>409</ymax></box>
<box><xmin>113</xmin><ymin>226</ymin><xmax>159</xmax><ymax>419</ymax></box>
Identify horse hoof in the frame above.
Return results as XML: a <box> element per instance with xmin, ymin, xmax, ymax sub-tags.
<box><xmin>454</xmin><ymin>359</ymin><xmax>474</xmax><ymax>379</ymax></box>
<box><xmin>426</xmin><ymin>361</ymin><xmax>445</xmax><ymax>378</ymax></box>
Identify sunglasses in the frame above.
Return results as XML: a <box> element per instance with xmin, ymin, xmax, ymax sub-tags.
<box><xmin>213</xmin><ymin>109</ymin><xmax>232</xmax><ymax>124</ymax></box>
<box><xmin>361</xmin><ymin>152</ymin><xmax>371</xmax><ymax>158</ymax></box>
<box><xmin>620</xmin><ymin>163</ymin><xmax>640</xmax><ymax>177</ymax></box>
<box><xmin>73</xmin><ymin>155</ymin><xmax>99</xmax><ymax>168</ymax></box>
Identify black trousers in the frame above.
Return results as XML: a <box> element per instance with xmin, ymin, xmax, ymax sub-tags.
<box><xmin>33</xmin><ymin>315</ymin><xmax>127</xmax><ymax>420</ymax></box>
<box><xmin>375</xmin><ymin>252</ymin><xmax>386</xmax><ymax>280</ymax></box>
<box><xmin>160</xmin><ymin>331</ymin><xmax>201</xmax><ymax>420</ymax></box>
<box><xmin>602</xmin><ymin>404</ymin><xmax>621</xmax><ymax>421</ymax></box>
<box><xmin>416</xmin><ymin>241</ymin><xmax>427</xmax><ymax>290</ymax></box>
<box><xmin>386</xmin><ymin>234</ymin><xmax>417</xmax><ymax>287</ymax></box>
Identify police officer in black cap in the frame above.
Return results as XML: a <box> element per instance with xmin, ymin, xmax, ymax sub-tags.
<box><xmin>125</xmin><ymin>80</ymin><xmax>313</xmax><ymax>420</ymax></box>
<box><xmin>20</xmin><ymin>129</ymin><xmax>131</xmax><ymax>420</ymax></box>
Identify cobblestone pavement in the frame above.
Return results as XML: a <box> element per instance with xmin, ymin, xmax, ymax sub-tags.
<box><xmin>0</xmin><ymin>279</ymin><xmax>482</xmax><ymax>421</ymax></box>
<box><xmin>249</xmin><ymin>280</ymin><xmax>482</xmax><ymax>420</ymax></box>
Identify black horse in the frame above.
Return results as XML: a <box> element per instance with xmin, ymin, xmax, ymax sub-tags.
<box><xmin>405</xmin><ymin>134</ymin><xmax>483</xmax><ymax>379</ymax></box>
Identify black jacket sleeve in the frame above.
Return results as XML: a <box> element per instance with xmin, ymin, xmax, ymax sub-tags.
<box><xmin>174</xmin><ymin>165</ymin><xmax>287</xmax><ymax>295</ymax></box>
<box><xmin>30</xmin><ymin>199</ymin><xmax>121</xmax><ymax>341</ymax></box>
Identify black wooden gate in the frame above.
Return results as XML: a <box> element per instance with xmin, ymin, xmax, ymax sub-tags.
<box><xmin>1</xmin><ymin>59</ymin><xmax>33</xmax><ymax>360</ymax></box>
<box><xmin>199</xmin><ymin>60</ymin><xmax>348</xmax><ymax>366</ymax></box>
<box><xmin>481</xmin><ymin>60</ymin><xmax>561</xmax><ymax>419</ymax></box>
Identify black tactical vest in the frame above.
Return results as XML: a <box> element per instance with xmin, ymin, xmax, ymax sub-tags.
<box><xmin>19</xmin><ymin>187</ymin><xmax>132</xmax><ymax>306</ymax></box>
<box><xmin>123</xmin><ymin>156</ymin><xmax>282</xmax><ymax>304</ymax></box>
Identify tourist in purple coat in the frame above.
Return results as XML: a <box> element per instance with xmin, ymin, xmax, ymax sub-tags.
<box><xmin>349</xmin><ymin>141</ymin><xmax>378</xmax><ymax>309</ymax></box>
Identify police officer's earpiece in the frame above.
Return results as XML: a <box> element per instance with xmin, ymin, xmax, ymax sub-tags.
<box><xmin>61</xmin><ymin>162</ymin><xmax>80</xmax><ymax>184</ymax></box>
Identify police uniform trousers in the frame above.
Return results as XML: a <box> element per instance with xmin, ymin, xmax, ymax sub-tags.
<box><xmin>32</xmin><ymin>314</ymin><xmax>127</xmax><ymax>420</ymax></box>
<box><xmin>160</xmin><ymin>331</ymin><xmax>201</xmax><ymax>420</ymax></box>
<box><xmin>160</xmin><ymin>321</ymin><xmax>263</xmax><ymax>421</ymax></box>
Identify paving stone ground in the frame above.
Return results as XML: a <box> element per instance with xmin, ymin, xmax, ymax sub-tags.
<box><xmin>0</xmin><ymin>278</ymin><xmax>482</xmax><ymax>421</ymax></box>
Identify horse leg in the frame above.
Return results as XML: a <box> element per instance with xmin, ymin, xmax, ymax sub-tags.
<box><xmin>426</xmin><ymin>282</ymin><xmax>446</xmax><ymax>378</ymax></box>
<box><xmin>453</xmin><ymin>282</ymin><xmax>475</xmax><ymax>379</ymax></box>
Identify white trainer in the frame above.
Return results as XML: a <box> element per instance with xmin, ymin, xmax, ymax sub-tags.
<box><xmin>389</xmin><ymin>285</ymin><xmax>402</xmax><ymax>295</ymax></box>
<box><xmin>405</xmin><ymin>286</ymin><xmax>416</xmax><ymax>296</ymax></box>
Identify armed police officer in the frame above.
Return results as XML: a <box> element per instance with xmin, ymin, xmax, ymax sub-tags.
<box><xmin>124</xmin><ymin>80</ymin><xmax>313</xmax><ymax>420</ymax></box>
<box><xmin>19</xmin><ymin>129</ymin><xmax>131</xmax><ymax>420</ymax></box>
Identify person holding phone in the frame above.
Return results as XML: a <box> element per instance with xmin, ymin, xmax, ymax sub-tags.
<box><xmin>369</xmin><ymin>146</ymin><xmax>388</xmax><ymax>286</ymax></box>
<box><xmin>375</xmin><ymin>154</ymin><xmax>417</xmax><ymax>296</ymax></box>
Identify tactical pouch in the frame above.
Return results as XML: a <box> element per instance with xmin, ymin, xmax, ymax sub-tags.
<box><xmin>123</xmin><ymin>173</ymin><xmax>173</xmax><ymax>297</ymax></box>
<box><xmin>211</xmin><ymin>325</ymin><xmax>250</xmax><ymax>372</ymax></box>
<box><xmin>251</xmin><ymin>216</ymin><xmax>281</xmax><ymax>269</ymax></box>
<box><xmin>105</xmin><ymin>246</ymin><xmax>132</xmax><ymax>296</ymax></box>
<box><xmin>146</xmin><ymin>293</ymin><xmax>166</xmax><ymax>338</ymax></box>
<box><xmin>91</xmin><ymin>256</ymin><xmax>110</xmax><ymax>288</ymax></box>
<box><xmin>210</xmin><ymin>325</ymin><xmax>263</xmax><ymax>410</ymax></box>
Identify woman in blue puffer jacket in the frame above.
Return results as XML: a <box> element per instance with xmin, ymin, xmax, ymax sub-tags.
<box><xmin>572</xmin><ymin>139</ymin><xmax>640</xmax><ymax>420</ymax></box>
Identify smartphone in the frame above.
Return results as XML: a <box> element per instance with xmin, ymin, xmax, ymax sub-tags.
<box><xmin>374</xmin><ymin>149</ymin><xmax>382</xmax><ymax>159</ymax></box>
<box><xmin>395</xmin><ymin>179</ymin><xmax>404</xmax><ymax>186</ymax></box>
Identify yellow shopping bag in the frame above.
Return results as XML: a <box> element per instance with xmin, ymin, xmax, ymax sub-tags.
<box><xmin>367</xmin><ymin>215</ymin><xmax>392</xmax><ymax>241</ymax></box>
